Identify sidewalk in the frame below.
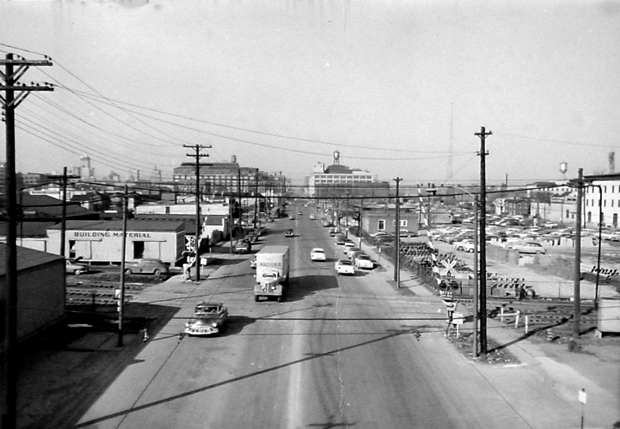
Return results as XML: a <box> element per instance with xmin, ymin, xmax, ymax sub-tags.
<box><xmin>355</xmin><ymin>233</ymin><xmax>620</xmax><ymax>429</ymax></box>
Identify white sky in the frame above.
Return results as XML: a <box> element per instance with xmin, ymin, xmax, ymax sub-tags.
<box><xmin>1</xmin><ymin>0</ymin><xmax>620</xmax><ymax>188</ymax></box>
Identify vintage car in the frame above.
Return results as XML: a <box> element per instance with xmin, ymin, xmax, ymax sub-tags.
<box><xmin>335</xmin><ymin>259</ymin><xmax>355</xmax><ymax>275</ymax></box>
<box><xmin>66</xmin><ymin>258</ymin><xmax>90</xmax><ymax>275</ymax></box>
<box><xmin>285</xmin><ymin>229</ymin><xmax>295</xmax><ymax>237</ymax></box>
<box><xmin>508</xmin><ymin>241</ymin><xmax>547</xmax><ymax>255</ymax></box>
<box><xmin>354</xmin><ymin>254</ymin><xmax>374</xmax><ymax>270</ymax></box>
<box><xmin>124</xmin><ymin>259</ymin><xmax>169</xmax><ymax>275</ymax></box>
<box><xmin>310</xmin><ymin>248</ymin><xmax>326</xmax><ymax>261</ymax></box>
<box><xmin>234</xmin><ymin>240</ymin><xmax>252</xmax><ymax>254</ymax></box>
<box><xmin>184</xmin><ymin>301</ymin><xmax>228</xmax><ymax>336</ymax></box>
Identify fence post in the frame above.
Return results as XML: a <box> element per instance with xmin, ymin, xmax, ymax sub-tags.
<box><xmin>515</xmin><ymin>310</ymin><xmax>520</xmax><ymax>328</ymax></box>
<box><xmin>524</xmin><ymin>315</ymin><xmax>529</xmax><ymax>334</ymax></box>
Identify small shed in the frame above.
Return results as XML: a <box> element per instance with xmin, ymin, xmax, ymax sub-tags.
<box><xmin>0</xmin><ymin>245</ymin><xmax>65</xmax><ymax>341</ymax></box>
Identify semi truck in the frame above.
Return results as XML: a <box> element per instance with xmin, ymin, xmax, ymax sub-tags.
<box><xmin>254</xmin><ymin>245</ymin><xmax>290</xmax><ymax>302</ymax></box>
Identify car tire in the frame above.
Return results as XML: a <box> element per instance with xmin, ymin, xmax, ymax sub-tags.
<box><xmin>124</xmin><ymin>268</ymin><xmax>132</xmax><ymax>274</ymax></box>
<box><xmin>74</xmin><ymin>270</ymin><xmax>82</xmax><ymax>275</ymax></box>
<box><xmin>254</xmin><ymin>295</ymin><xmax>260</xmax><ymax>302</ymax></box>
<box><xmin>468</xmin><ymin>248</ymin><xmax>474</xmax><ymax>253</ymax></box>
<box><xmin>153</xmin><ymin>269</ymin><xmax>162</xmax><ymax>276</ymax></box>
<box><xmin>277</xmin><ymin>296</ymin><xmax>282</xmax><ymax>302</ymax></box>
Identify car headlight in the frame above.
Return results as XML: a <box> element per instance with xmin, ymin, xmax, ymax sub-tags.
<box><xmin>211</xmin><ymin>322</ymin><xmax>218</xmax><ymax>328</ymax></box>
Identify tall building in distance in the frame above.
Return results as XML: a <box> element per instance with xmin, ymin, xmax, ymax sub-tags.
<box><xmin>78</xmin><ymin>155</ymin><xmax>95</xmax><ymax>181</ymax></box>
<box><xmin>307</xmin><ymin>151</ymin><xmax>389</xmax><ymax>199</ymax></box>
<box><xmin>172</xmin><ymin>155</ymin><xmax>286</xmax><ymax>201</ymax></box>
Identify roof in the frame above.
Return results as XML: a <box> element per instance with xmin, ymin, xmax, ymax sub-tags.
<box><xmin>21</xmin><ymin>194</ymin><xmax>99</xmax><ymax>219</ymax></box>
<box><xmin>48</xmin><ymin>220</ymin><xmax>185</xmax><ymax>233</ymax></box>
<box><xmin>0</xmin><ymin>221</ymin><xmax>58</xmax><ymax>238</ymax></box>
<box><xmin>0</xmin><ymin>244</ymin><xmax>64</xmax><ymax>276</ymax></box>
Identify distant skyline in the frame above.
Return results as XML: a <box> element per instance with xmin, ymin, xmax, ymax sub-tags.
<box><xmin>1</xmin><ymin>0</ymin><xmax>619</xmax><ymax>187</ymax></box>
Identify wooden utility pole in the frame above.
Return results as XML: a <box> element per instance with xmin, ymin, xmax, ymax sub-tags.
<box><xmin>117</xmin><ymin>186</ymin><xmax>129</xmax><ymax>347</ymax></box>
<box><xmin>393</xmin><ymin>177</ymin><xmax>402</xmax><ymax>286</ymax></box>
<box><xmin>48</xmin><ymin>167</ymin><xmax>80</xmax><ymax>257</ymax></box>
<box><xmin>475</xmin><ymin>126</ymin><xmax>491</xmax><ymax>356</ymax></box>
<box><xmin>573</xmin><ymin>168</ymin><xmax>584</xmax><ymax>342</ymax></box>
<box><xmin>184</xmin><ymin>144</ymin><xmax>210</xmax><ymax>281</ymax></box>
<box><xmin>1</xmin><ymin>53</ymin><xmax>53</xmax><ymax>429</ymax></box>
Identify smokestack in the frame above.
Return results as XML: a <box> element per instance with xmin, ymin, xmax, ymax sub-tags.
<box><xmin>609</xmin><ymin>152</ymin><xmax>615</xmax><ymax>174</ymax></box>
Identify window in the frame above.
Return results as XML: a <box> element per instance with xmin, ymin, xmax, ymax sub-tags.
<box><xmin>133</xmin><ymin>241</ymin><xmax>145</xmax><ymax>259</ymax></box>
<box><xmin>378</xmin><ymin>220</ymin><xmax>385</xmax><ymax>231</ymax></box>
<box><xmin>69</xmin><ymin>240</ymin><xmax>76</xmax><ymax>259</ymax></box>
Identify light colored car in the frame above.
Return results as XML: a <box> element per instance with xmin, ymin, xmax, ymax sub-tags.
<box><xmin>335</xmin><ymin>259</ymin><xmax>355</xmax><ymax>275</ymax></box>
<box><xmin>66</xmin><ymin>258</ymin><xmax>89</xmax><ymax>275</ymax></box>
<box><xmin>184</xmin><ymin>301</ymin><xmax>228</xmax><ymax>336</ymax></box>
<box><xmin>309</xmin><ymin>214</ymin><xmax>315</xmax><ymax>220</ymax></box>
<box><xmin>311</xmin><ymin>248</ymin><xmax>326</xmax><ymax>261</ymax></box>
<box><xmin>343</xmin><ymin>241</ymin><xmax>356</xmax><ymax>253</ymax></box>
<box><xmin>124</xmin><ymin>258</ymin><xmax>169</xmax><ymax>275</ymax></box>
<box><xmin>508</xmin><ymin>241</ymin><xmax>547</xmax><ymax>254</ymax></box>
<box><xmin>354</xmin><ymin>254</ymin><xmax>374</xmax><ymax>269</ymax></box>
<box><xmin>250</xmin><ymin>257</ymin><xmax>257</xmax><ymax>269</ymax></box>
<box><xmin>285</xmin><ymin>229</ymin><xmax>295</xmax><ymax>237</ymax></box>
<box><xmin>453</xmin><ymin>239</ymin><xmax>475</xmax><ymax>253</ymax></box>
<box><xmin>346</xmin><ymin>246</ymin><xmax>361</xmax><ymax>258</ymax></box>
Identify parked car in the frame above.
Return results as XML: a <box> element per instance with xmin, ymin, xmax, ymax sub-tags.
<box><xmin>345</xmin><ymin>247</ymin><xmax>361</xmax><ymax>258</ymax></box>
<box><xmin>354</xmin><ymin>254</ymin><xmax>374</xmax><ymax>269</ymax></box>
<box><xmin>508</xmin><ymin>241</ymin><xmax>547</xmax><ymax>254</ymax></box>
<box><xmin>124</xmin><ymin>259</ymin><xmax>169</xmax><ymax>275</ymax></box>
<box><xmin>184</xmin><ymin>301</ymin><xmax>228</xmax><ymax>336</ymax></box>
<box><xmin>399</xmin><ymin>229</ymin><xmax>416</xmax><ymax>238</ymax></box>
<box><xmin>309</xmin><ymin>214</ymin><xmax>315</xmax><ymax>220</ymax></box>
<box><xmin>288</xmin><ymin>215</ymin><xmax>295</xmax><ymax>220</ymax></box>
<box><xmin>335</xmin><ymin>259</ymin><xmax>355</xmax><ymax>275</ymax></box>
<box><xmin>453</xmin><ymin>239</ymin><xmax>475</xmax><ymax>253</ymax></box>
<box><xmin>234</xmin><ymin>240</ymin><xmax>251</xmax><ymax>254</ymax></box>
<box><xmin>285</xmin><ymin>229</ymin><xmax>295</xmax><ymax>237</ymax></box>
<box><xmin>343</xmin><ymin>241</ymin><xmax>356</xmax><ymax>253</ymax></box>
<box><xmin>66</xmin><ymin>258</ymin><xmax>89</xmax><ymax>275</ymax></box>
<box><xmin>311</xmin><ymin>248</ymin><xmax>326</xmax><ymax>261</ymax></box>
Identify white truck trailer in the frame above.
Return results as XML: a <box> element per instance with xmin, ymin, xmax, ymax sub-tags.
<box><xmin>254</xmin><ymin>245</ymin><xmax>290</xmax><ymax>302</ymax></box>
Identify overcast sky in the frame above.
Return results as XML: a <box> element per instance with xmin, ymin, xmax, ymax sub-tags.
<box><xmin>1</xmin><ymin>0</ymin><xmax>619</xmax><ymax>188</ymax></box>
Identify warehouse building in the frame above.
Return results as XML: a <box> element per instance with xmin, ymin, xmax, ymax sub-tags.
<box><xmin>47</xmin><ymin>220</ymin><xmax>185</xmax><ymax>265</ymax></box>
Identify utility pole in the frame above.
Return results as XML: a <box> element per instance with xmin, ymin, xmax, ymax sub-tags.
<box><xmin>254</xmin><ymin>173</ymin><xmax>259</xmax><ymax>229</ymax></box>
<box><xmin>475</xmin><ymin>126</ymin><xmax>491</xmax><ymax>356</ymax></box>
<box><xmin>117</xmin><ymin>185</ymin><xmax>129</xmax><ymax>347</ymax></box>
<box><xmin>48</xmin><ymin>167</ymin><xmax>79</xmax><ymax>257</ymax></box>
<box><xmin>393</xmin><ymin>177</ymin><xmax>402</xmax><ymax>286</ymax></box>
<box><xmin>572</xmin><ymin>168</ymin><xmax>584</xmax><ymax>343</ymax></box>
<box><xmin>1</xmin><ymin>53</ymin><xmax>53</xmax><ymax>429</ymax></box>
<box><xmin>184</xmin><ymin>144</ymin><xmax>210</xmax><ymax>282</ymax></box>
<box><xmin>473</xmin><ymin>195</ymin><xmax>479</xmax><ymax>357</ymax></box>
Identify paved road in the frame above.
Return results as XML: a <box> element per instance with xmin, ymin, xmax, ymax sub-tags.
<box><xmin>75</xmin><ymin>207</ymin><xmax>578</xmax><ymax>429</ymax></box>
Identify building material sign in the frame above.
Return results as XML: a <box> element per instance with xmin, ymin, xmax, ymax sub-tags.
<box><xmin>71</xmin><ymin>231</ymin><xmax>152</xmax><ymax>239</ymax></box>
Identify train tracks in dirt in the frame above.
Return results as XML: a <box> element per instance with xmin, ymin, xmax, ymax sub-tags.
<box><xmin>455</xmin><ymin>297</ymin><xmax>598</xmax><ymax>335</ymax></box>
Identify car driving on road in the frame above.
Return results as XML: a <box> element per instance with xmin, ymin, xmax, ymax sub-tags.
<box><xmin>285</xmin><ymin>229</ymin><xmax>295</xmax><ymax>237</ymax></box>
<box><xmin>184</xmin><ymin>301</ymin><xmax>228</xmax><ymax>336</ymax></box>
<box><xmin>310</xmin><ymin>248</ymin><xmax>326</xmax><ymax>261</ymax></box>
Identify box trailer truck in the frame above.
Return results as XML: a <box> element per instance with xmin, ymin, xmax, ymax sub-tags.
<box><xmin>255</xmin><ymin>245</ymin><xmax>290</xmax><ymax>302</ymax></box>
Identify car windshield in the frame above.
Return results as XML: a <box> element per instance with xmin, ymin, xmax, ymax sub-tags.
<box><xmin>339</xmin><ymin>260</ymin><xmax>352</xmax><ymax>266</ymax></box>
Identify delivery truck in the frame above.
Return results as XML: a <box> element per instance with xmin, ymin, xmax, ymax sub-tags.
<box><xmin>255</xmin><ymin>245</ymin><xmax>290</xmax><ymax>302</ymax></box>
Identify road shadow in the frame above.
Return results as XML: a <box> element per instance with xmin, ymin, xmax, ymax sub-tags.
<box><xmin>18</xmin><ymin>301</ymin><xmax>180</xmax><ymax>429</ymax></box>
<box><xmin>285</xmin><ymin>274</ymin><xmax>340</xmax><ymax>302</ymax></box>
